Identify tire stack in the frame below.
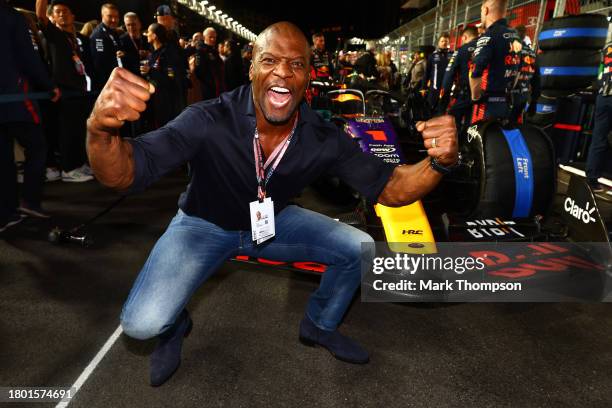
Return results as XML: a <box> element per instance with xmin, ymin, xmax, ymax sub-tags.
<box><xmin>533</xmin><ymin>13</ymin><xmax>609</xmax><ymax>161</ymax></box>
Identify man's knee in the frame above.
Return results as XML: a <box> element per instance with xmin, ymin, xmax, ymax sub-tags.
<box><xmin>120</xmin><ymin>311</ymin><xmax>167</xmax><ymax>340</ymax></box>
<box><xmin>337</xmin><ymin>227</ymin><xmax>375</xmax><ymax>264</ymax></box>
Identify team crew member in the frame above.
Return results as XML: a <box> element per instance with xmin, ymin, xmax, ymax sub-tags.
<box><xmin>585</xmin><ymin>42</ymin><xmax>612</xmax><ymax>192</ymax></box>
<box><xmin>120</xmin><ymin>12</ymin><xmax>148</xmax><ymax>77</ymax></box>
<box><xmin>469</xmin><ymin>0</ymin><xmax>522</xmax><ymax>123</ymax></box>
<box><xmin>439</xmin><ymin>26</ymin><xmax>478</xmax><ymax>132</ymax></box>
<box><xmin>86</xmin><ymin>22</ymin><xmax>457</xmax><ymax>386</ymax></box>
<box><xmin>195</xmin><ymin>27</ymin><xmax>226</xmax><ymax>100</ymax></box>
<box><xmin>35</xmin><ymin>0</ymin><xmax>94</xmax><ymax>182</ymax></box>
<box><xmin>510</xmin><ymin>24</ymin><xmax>540</xmax><ymax>123</ymax></box>
<box><xmin>311</xmin><ymin>32</ymin><xmax>334</xmax><ymax>81</ymax></box>
<box><xmin>155</xmin><ymin>5</ymin><xmax>189</xmax><ymax>110</ymax></box>
<box><xmin>141</xmin><ymin>23</ymin><xmax>182</xmax><ymax>129</ymax></box>
<box><xmin>90</xmin><ymin>3</ymin><xmax>122</xmax><ymax>90</ymax></box>
<box><xmin>1</xmin><ymin>0</ymin><xmax>60</xmax><ymax>231</ymax></box>
<box><xmin>423</xmin><ymin>33</ymin><xmax>451</xmax><ymax>111</ymax></box>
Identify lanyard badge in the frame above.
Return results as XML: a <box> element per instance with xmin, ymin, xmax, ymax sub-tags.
<box><xmin>249</xmin><ymin>115</ymin><xmax>298</xmax><ymax>244</ymax></box>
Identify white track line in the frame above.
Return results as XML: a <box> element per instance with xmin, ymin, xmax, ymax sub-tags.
<box><xmin>55</xmin><ymin>325</ymin><xmax>123</xmax><ymax>408</ymax></box>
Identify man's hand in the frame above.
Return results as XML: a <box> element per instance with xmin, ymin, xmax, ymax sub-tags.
<box><xmin>86</xmin><ymin>67</ymin><xmax>154</xmax><ymax>191</ymax></box>
<box><xmin>416</xmin><ymin>115</ymin><xmax>458</xmax><ymax>166</ymax></box>
<box><xmin>89</xmin><ymin>67</ymin><xmax>154</xmax><ymax>131</ymax></box>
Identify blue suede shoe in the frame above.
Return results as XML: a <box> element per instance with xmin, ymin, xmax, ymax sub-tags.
<box><xmin>150</xmin><ymin>309</ymin><xmax>193</xmax><ymax>387</ymax></box>
<box><xmin>299</xmin><ymin>316</ymin><xmax>369</xmax><ymax>364</ymax></box>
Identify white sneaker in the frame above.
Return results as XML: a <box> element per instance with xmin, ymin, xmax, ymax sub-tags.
<box><xmin>46</xmin><ymin>167</ymin><xmax>61</xmax><ymax>182</ymax></box>
<box><xmin>78</xmin><ymin>164</ymin><xmax>94</xmax><ymax>176</ymax></box>
<box><xmin>61</xmin><ymin>168</ymin><xmax>94</xmax><ymax>183</ymax></box>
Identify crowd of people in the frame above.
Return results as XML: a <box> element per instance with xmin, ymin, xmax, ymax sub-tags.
<box><xmin>1</xmin><ymin>1</ymin><xmax>256</xmax><ymax>231</ymax></box>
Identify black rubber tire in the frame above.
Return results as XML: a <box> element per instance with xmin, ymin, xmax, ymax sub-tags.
<box><xmin>444</xmin><ymin>121</ymin><xmax>556</xmax><ymax>218</ymax></box>
<box><xmin>538</xmin><ymin>14</ymin><xmax>609</xmax><ymax>51</ymax></box>
<box><xmin>539</xmin><ymin>49</ymin><xmax>600</xmax><ymax>90</ymax></box>
<box><xmin>478</xmin><ymin>122</ymin><xmax>556</xmax><ymax>218</ymax></box>
<box><xmin>525</xmin><ymin>95</ymin><xmax>557</xmax><ymax>127</ymax></box>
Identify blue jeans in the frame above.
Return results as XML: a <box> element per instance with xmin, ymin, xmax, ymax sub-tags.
<box><xmin>586</xmin><ymin>94</ymin><xmax>612</xmax><ymax>181</ymax></box>
<box><xmin>120</xmin><ymin>206</ymin><xmax>374</xmax><ymax>339</ymax></box>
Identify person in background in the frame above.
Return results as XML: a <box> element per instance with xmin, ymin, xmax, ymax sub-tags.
<box><xmin>585</xmin><ymin>40</ymin><xmax>612</xmax><ymax>193</ymax></box>
<box><xmin>423</xmin><ymin>33</ymin><xmax>451</xmax><ymax>111</ymax></box>
<box><xmin>120</xmin><ymin>11</ymin><xmax>148</xmax><ymax>77</ymax></box>
<box><xmin>1</xmin><ymin>0</ymin><xmax>60</xmax><ymax>231</ymax></box>
<box><xmin>223</xmin><ymin>39</ymin><xmax>244</xmax><ymax>91</ymax></box>
<box><xmin>353</xmin><ymin>40</ymin><xmax>378</xmax><ymax>84</ymax></box>
<box><xmin>469</xmin><ymin>0</ymin><xmax>522</xmax><ymax>123</ymax></box>
<box><xmin>406</xmin><ymin>50</ymin><xmax>426</xmax><ymax>90</ymax></box>
<box><xmin>440</xmin><ymin>25</ymin><xmax>478</xmax><ymax>132</ymax></box>
<box><xmin>155</xmin><ymin>4</ymin><xmax>189</xmax><ymax>112</ymax></box>
<box><xmin>90</xmin><ymin>3</ymin><xmax>122</xmax><ymax>90</ymax></box>
<box><xmin>511</xmin><ymin>24</ymin><xmax>539</xmax><ymax>124</ymax></box>
<box><xmin>241</xmin><ymin>42</ymin><xmax>253</xmax><ymax>83</ymax></box>
<box><xmin>141</xmin><ymin>23</ymin><xmax>181</xmax><ymax>129</ymax></box>
<box><xmin>311</xmin><ymin>32</ymin><xmax>334</xmax><ymax>81</ymax></box>
<box><xmin>195</xmin><ymin>26</ymin><xmax>225</xmax><ymax>100</ymax></box>
<box><xmin>375</xmin><ymin>51</ymin><xmax>392</xmax><ymax>90</ymax></box>
<box><xmin>80</xmin><ymin>19</ymin><xmax>98</xmax><ymax>37</ymax></box>
<box><xmin>36</xmin><ymin>0</ymin><xmax>95</xmax><ymax>182</ymax></box>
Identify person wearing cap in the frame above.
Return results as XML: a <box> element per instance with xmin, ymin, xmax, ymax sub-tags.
<box><xmin>35</xmin><ymin>0</ymin><xmax>95</xmax><ymax>183</ymax></box>
<box><xmin>86</xmin><ymin>21</ymin><xmax>458</xmax><ymax>386</ymax></box>
<box><xmin>155</xmin><ymin>4</ymin><xmax>189</xmax><ymax>110</ymax></box>
<box><xmin>90</xmin><ymin>3</ymin><xmax>122</xmax><ymax>90</ymax></box>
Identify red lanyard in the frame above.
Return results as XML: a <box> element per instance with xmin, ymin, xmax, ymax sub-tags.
<box><xmin>253</xmin><ymin>115</ymin><xmax>298</xmax><ymax>202</ymax></box>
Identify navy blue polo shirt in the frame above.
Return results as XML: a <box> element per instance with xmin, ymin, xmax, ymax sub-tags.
<box><xmin>129</xmin><ymin>85</ymin><xmax>396</xmax><ymax>231</ymax></box>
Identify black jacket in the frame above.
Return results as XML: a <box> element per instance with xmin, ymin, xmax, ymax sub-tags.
<box><xmin>90</xmin><ymin>23</ymin><xmax>121</xmax><ymax>89</ymax></box>
<box><xmin>0</xmin><ymin>2</ymin><xmax>54</xmax><ymax>124</ymax></box>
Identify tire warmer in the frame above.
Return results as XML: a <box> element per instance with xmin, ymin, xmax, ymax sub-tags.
<box><xmin>501</xmin><ymin>128</ymin><xmax>534</xmax><ymax>218</ymax></box>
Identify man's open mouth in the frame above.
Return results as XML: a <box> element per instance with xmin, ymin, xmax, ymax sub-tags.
<box><xmin>267</xmin><ymin>86</ymin><xmax>292</xmax><ymax>109</ymax></box>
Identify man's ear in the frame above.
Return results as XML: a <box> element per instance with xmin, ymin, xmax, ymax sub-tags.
<box><xmin>249</xmin><ymin>62</ymin><xmax>253</xmax><ymax>81</ymax></box>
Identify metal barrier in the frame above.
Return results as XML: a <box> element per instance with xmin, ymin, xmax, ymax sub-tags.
<box><xmin>377</xmin><ymin>0</ymin><xmax>612</xmax><ymax>74</ymax></box>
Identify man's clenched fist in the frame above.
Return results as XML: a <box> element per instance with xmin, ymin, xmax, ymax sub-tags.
<box><xmin>416</xmin><ymin>115</ymin><xmax>458</xmax><ymax>167</ymax></box>
<box><xmin>89</xmin><ymin>67</ymin><xmax>154</xmax><ymax>131</ymax></box>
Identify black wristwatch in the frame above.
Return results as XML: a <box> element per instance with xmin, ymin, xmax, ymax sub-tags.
<box><xmin>430</xmin><ymin>152</ymin><xmax>462</xmax><ymax>175</ymax></box>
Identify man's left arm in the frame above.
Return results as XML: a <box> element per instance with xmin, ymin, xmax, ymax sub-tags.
<box><xmin>378</xmin><ymin>115</ymin><xmax>457</xmax><ymax>206</ymax></box>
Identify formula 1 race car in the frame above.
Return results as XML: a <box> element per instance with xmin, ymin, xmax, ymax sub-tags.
<box><xmin>234</xmin><ymin>83</ymin><xmax>612</xmax><ymax>301</ymax></box>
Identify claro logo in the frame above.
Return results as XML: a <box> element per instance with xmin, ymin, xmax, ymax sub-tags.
<box><xmin>564</xmin><ymin>197</ymin><xmax>596</xmax><ymax>224</ymax></box>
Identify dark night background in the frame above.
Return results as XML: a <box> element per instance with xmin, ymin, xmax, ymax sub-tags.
<box><xmin>10</xmin><ymin>0</ymin><xmax>408</xmax><ymax>44</ymax></box>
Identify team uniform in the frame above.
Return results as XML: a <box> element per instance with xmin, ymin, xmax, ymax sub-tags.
<box><xmin>90</xmin><ymin>23</ymin><xmax>122</xmax><ymax>90</ymax></box>
<box><xmin>423</xmin><ymin>48</ymin><xmax>450</xmax><ymax>111</ymax></box>
<box><xmin>509</xmin><ymin>40</ymin><xmax>540</xmax><ymax>123</ymax></box>
<box><xmin>470</xmin><ymin>18</ymin><xmax>522</xmax><ymax>123</ymax></box>
<box><xmin>440</xmin><ymin>38</ymin><xmax>477</xmax><ymax>131</ymax></box>
<box><xmin>143</xmin><ymin>46</ymin><xmax>183</xmax><ymax>129</ymax></box>
<box><xmin>195</xmin><ymin>43</ymin><xmax>225</xmax><ymax>101</ymax></box>
<box><xmin>39</xmin><ymin>20</ymin><xmax>94</xmax><ymax>174</ymax></box>
<box><xmin>1</xmin><ymin>3</ymin><xmax>54</xmax><ymax>225</ymax></box>
<box><xmin>311</xmin><ymin>47</ymin><xmax>334</xmax><ymax>81</ymax></box>
<box><xmin>585</xmin><ymin>42</ymin><xmax>612</xmax><ymax>187</ymax></box>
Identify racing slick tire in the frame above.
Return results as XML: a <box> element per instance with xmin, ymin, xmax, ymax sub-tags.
<box><xmin>525</xmin><ymin>95</ymin><xmax>557</xmax><ymax>127</ymax></box>
<box><xmin>444</xmin><ymin>121</ymin><xmax>556</xmax><ymax>219</ymax></box>
<box><xmin>538</xmin><ymin>14</ymin><xmax>609</xmax><ymax>51</ymax></box>
<box><xmin>539</xmin><ymin>49</ymin><xmax>601</xmax><ymax>90</ymax></box>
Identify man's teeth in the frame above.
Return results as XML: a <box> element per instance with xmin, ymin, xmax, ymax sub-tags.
<box><xmin>271</xmin><ymin>87</ymin><xmax>290</xmax><ymax>94</ymax></box>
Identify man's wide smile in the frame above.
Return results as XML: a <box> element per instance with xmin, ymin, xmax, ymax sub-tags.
<box><xmin>267</xmin><ymin>86</ymin><xmax>292</xmax><ymax>109</ymax></box>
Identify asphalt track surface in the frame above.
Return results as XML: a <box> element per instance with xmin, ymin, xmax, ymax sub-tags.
<box><xmin>1</xmin><ymin>171</ymin><xmax>612</xmax><ymax>408</ymax></box>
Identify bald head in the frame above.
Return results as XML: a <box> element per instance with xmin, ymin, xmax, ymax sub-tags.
<box><xmin>481</xmin><ymin>0</ymin><xmax>508</xmax><ymax>28</ymax></box>
<box><xmin>253</xmin><ymin>22</ymin><xmax>310</xmax><ymax>63</ymax></box>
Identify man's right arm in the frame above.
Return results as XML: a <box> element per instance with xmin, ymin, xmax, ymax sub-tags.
<box><xmin>35</xmin><ymin>0</ymin><xmax>49</xmax><ymax>26</ymax></box>
<box><xmin>86</xmin><ymin>67</ymin><xmax>153</xmax><ymax>190</ymax></box>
